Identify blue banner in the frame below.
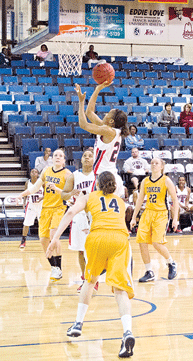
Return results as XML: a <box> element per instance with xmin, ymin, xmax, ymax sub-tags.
<box><xmin>85</xmin><ymin>4</ymin><xmax>125</xmax><ymax>39</ymax></box>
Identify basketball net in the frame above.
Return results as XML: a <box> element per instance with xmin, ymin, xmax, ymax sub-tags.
<box><xmin>55</xmin><ymin>25</ymin><xmax>93</xmax><ymax>76</ymax></box>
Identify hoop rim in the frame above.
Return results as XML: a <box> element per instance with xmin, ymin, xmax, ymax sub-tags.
<box><xmin>58</xmin><ymin>24</ymin><xmax>93</xmax><ymax>35</ymax></box>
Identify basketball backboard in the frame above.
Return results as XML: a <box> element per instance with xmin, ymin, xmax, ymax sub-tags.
<box><xmin>11</xmin><ymin>0</ymin><xmax>59</xmax><ymax>54</ymax></box>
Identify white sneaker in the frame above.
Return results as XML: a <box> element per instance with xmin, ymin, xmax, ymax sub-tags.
<box><xmin>50</xmin><ymin>266</ymin><xmax>62</xmax><ymax>281</ymax></box>
<box><xmin>182</xmin><ymin>227</ymin><xmax>191</xmax><ymax>232</ymax></box>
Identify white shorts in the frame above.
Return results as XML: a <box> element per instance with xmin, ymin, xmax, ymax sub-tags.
<box><xmin>23</xmin><ymin>202</ymin><xmax>43</xmax><ymax>227</ymax></box>
<box><xmin>69</xmin><ymin>211</ymin><xmax>90</xmax><ymax>251</ymax></box>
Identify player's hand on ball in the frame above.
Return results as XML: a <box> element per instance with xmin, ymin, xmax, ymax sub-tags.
<box><xmin>97</xmin><ymin>80</ymin><xmax>112</xmax><ymax>89</ymax></box>
<box><xmin>75</xmin><ymin>84</ymin><xmax>86</xmax><ymax>101</ymax></box>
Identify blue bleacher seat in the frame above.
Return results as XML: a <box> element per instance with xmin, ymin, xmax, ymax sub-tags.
<box><xmin>14</xmin><ymin>126</ymin><xmax>33</xmax><ymax>150</ymax></box>
<box><xmin>14</xmin><ymin>94</ymin><xmax>30</xmax><ymax>103</ymax></box>
<box><xmin>138</xmin><ymin>79</ymin><xmax>152</xmax><ymax>87</ymax></box>
<box><xmin>153</xmin><ymin>79</ymin><xmax>167</xmax><ymax>87</ymax></box>
<box><xmin>72</xmin><ymin>77</ymin><xmax>87</xmax><ymax>85</ymax></box>
<box><xmin>145</xmin><ymin>72</ymin><xmax>158</xmax><ymax>79</ymax></box>
<box><xmin>58</xmin><ymin>104</ymin><xmax>74</xmax><ymax>117</ymax></box>
<box><xmin>122</xmin><ymin>63</ymin><xmax>135</xmax><ymax>71</ymax></box>
<box><xmin>39</xmin><ymin>105</ymin><xmax>57</xmax><ymax>116</ymax></box>
<box><xmin>26</xmin><ymin>60</ymin><xmax>40</xmax><ymax>68</ymax></box>
<box><xmin>170</xmin><ymin>80</ymin><xmax>184</xmax><ymax>87</ymax></box>
<box><xmin>9</xmin><ymin>85</ymin><xmax>25</xmax><ymax>94</ymax></box>
<box><xmin>132</xmin><ymin>105</ymin><xmax>147</xmax><ymax>113</ymax></box>
<box><xmin>26</xmin><ymin>115</ymin><xmax>44</xmax><ymax>128</ymax></box>
<box><xmin>161</xmin><ymin>72</ymin><xmax>174</xmax><ymax>79</ymax></box>
<box><xmin>21</xmin><ymin>54</ymin><xmax>34</xmax><ymax>61</ymax></box>
<box><xmin>127</xmin><ymin>116</ymin><xmax>137</xmax><ymax>124</ymax></box>
<box><xmin>121</xmin><ymin>79</ymin><xmax>135</xmax><ymax>87</ymax></box>
<box><xmin>179</xmin><ymin>88</ymin><xmax>191</xmax><ymax>95</ymax></box>
<box><xmin>82</xmin><ymin>138</ymin><xmax>95</xmax><ymax>149</ymax></box>
<box><xmin>162</xmin><ymin>88</ymin><xmax>177</xmax><ymax>96</ymax></box>
<box><xmin>51</xmin><ymin>95</ymin><xmax>66</xmax><ymax>103</ymax></box>
<box><xmin>44</xmin><ymin>86</ymin><xmax>60</xmax><ymax>96</ymax></box>
<box><xmin>170</xmin><ymin>126</ymin><xmax>186</xmax><ymax>138</ymax></box>
<box><xmin>8</xmin><ymin>114</ymin><xmax>25</xmax><ymax>124</ymax></box>
<box><xmin>32</xmin><ymin>68</ymin><xmax>46</xmax><ymax>76</ymax></box>
<box><xmin>55</xmin><ymin>126</ymin><xmax>73</xmax><ymax>136</ymax></box>
<box><xmin>156</xmin><ymin>96</ymin><xmax>171</xmax><ymax>105</ymax></box>
<box><xmin>185</xmin><ymin>80</ymin><xmax>193</xmax><ymax>88</ymax></box>
<box><xmin>0</xmin><ymin>68</ymin><xmax>12</xmax><ymax>75</ymax></box>
<box><xmin>149</xmin><ymin>105</ymin><xmax>163</xmax><ymax>114</ymax></box>
<box><xmin>41</xmin><ymin>138</ymin><xmax>59</xmax><ymax>151</ymax></box>
<box><xmin>144</xmin><ymin>138</ymin><xmax>159</xmax><ymax>150</ymax></box>
<box><xmin>66</xmin><ymin>165</ymin><xmax>76</xmax><ymax>172</ymax></box>
<box><xmin>57</xmin><ymin>77</ymin><xmax>71</xmax><ymax>84</ymax></box>
<box><xmin>11</xmin><ymin>60</ymin><xmax>25</xmax><ymax>68</ymax></box>
<box><xmin>151</xmin><ymin>64</ymin><xmax>165</xmax><ymax>71</ymax></box>
<box><xmin>34</xmin><ymin>126</ymin><xmax>51</xmax><ymax>135</ymax></box>
<box><xmin>44</xmin><ymin>61</ymin><xmax>58</xmax><ymax>68</ymax></box>
<box><xmin>175</xmin><ymin>72</ymin><xmax>189</xmax><ymax>80</ymax></box>
<box><xmin>34</xmin><ymin>94</ymin><xmax>49</xmax><ymax>104</ymax></box>
<box><xmin>137</xmin><ymin>127</ymin><xmax>149</xmax><ymax>138</ymax></box>
<box><xmin>167</xmin><ymin>64</ymin><xmax>180</xmax><ymax>71</ymax></box>
<box><xmin>21</xmin><ymin>76</ymin><xmax>36</xmax><ymax>84</ymax></box>
<box><xmin>16</xmin><ymin>68</ymin><xmax>30</xmax><ymax>76</ymax></box>
<box><xmin>172</xmin><ymin>97</ymin><xmax>187</xmax><ymax>105</ymax></box>
<box><xmin>50</xmin><ymin>69</ymin><xmax>59</xmax><ymax>76</ymax></box>
<box><xmin>130</xmin><ymin>88</ymin><xmax>144</xmax><ymax>97</ymax></box>
<box><xmin>115</xmin><ymin>71</ymin><xmax>127</xmax><ymax>78</ymax></box>
<box><xmin>3</xmin><ymin>76</ymin><xmax>18</xmax><ymax>84</ymax></box>
<box><xmin>114</xmin><ymin>56</ymin><xmax>127</xmax><ymax>63</ymax></box>
<box><xmin>0</xmin><ymin>94</ymin><xmax>12</xmax><ymax>104</ymax></box>
<box><xmin>64</xmin><ymin>138</ymin><xmax>81</xmax><ymax>159</ymax></box>
<box><xmin>29</xmin><ymin>151</ymin><xmax>44</xmax><ymax>169</ymax></box>
<box><xmin>181</xmin><ymin>138</ymin><xmax>193</xmax><ymax>149</ymax></box>
<box><xmin>2</xmin><ymin>104</ymin><xmax>18</xmax><ymax>112</ymax></box>
<box><xmin>21</xmin><ymin>138</ymin><xmax>40</xmax><ymax>156</ymax></box>
<box><xmin>20</xmin><ymin>104</ymin><xmax>36</xmax><ymax>113</ymax></box>
<box><xmin>137</xmin><ymin>63</ymin><xmax>150</xmax><ymax>71</ymax></box>
<box><xmin>101</xmin><ymin>56</ymin><xmax>111</xmax><ymax>63</ymax></box>
<box><xmin>181</xmin><ymin>65</ymin><xmax>193</xmax><ymax>71</ymax></box>
<box><xmin>130</xmin><ymin>71</ymin><xmax>143</xmax><ymax>79</ymax></box>
<box><xmin>66</xmin><ymin>115</ymin><xmax>79</xmax><ymax>124</ymax></box>
<box><xmin>147</xmin><ymin>87</ymin><xmax>161</xmax><ymax>96</ymax></box>
<box><xmin>104</xmin><ymin>96</ymin><xmax>119</xmax><ymax>105</ymax></box>
<box><xmin>38</xmin><ymin>77</ymin><xmax>52</xmax><ymax>85</ymax></box>
<box><xmin>139</xmin><ymin>96</ymin><xmax>154</xmax><ymax>106</ymax></box>
<box><xmin>152</xmin><ymin>126</ymin><xmax>168</xmax><ymax>137</ymax></box>
<box><xmin>114</xmin><ymin>87</ymin><xmax>128</xmax><ymax>100</ymax></box>
<box><xmin>0</xmin><ymin>85</ymin><xmax>7</xmax><ymax>93</ymax></box>
<box><xmin>26</xmin><ymin>85</ymin><xmax>43</xmax><ymax>94</ymax></box>
<box><xmin>96</xmin><ymin>105</ymin><xmax>111</xmax><ymax>113</ymax></box>
<box><xmin>163</xmin><ymin>138</ymin><xmax>180</xmax><ymax>149</ymax></box>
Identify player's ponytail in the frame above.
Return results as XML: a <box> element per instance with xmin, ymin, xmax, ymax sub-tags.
<box><xmin>113</xmin><ymin>109</ymin><xmax>129</xmax><ymax>138</ymax></box>
<box><xmin>98</xmin><ymin>171</ymin><xmax>116</xmax><ymax>195</ymax></box>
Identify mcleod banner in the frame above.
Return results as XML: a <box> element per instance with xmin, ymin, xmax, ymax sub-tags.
<box><xmin>139</xmin><ymin>0</ymin><xmax>188</xmax><ymax>3</ymax></box>
<box><xmin>85</xmin><ymin>4</ymin><xmax>125</xmax><ymax>39</ymax></box>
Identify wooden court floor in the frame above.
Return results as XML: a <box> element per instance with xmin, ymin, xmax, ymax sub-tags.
<box><xmin>0</xmin><ymin>234</ymin><xmax>193</xmax><ymax>361</ymax></box>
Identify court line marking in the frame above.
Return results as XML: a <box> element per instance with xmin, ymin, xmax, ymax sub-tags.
<box><xmin>0</xmin><ymin>333</ymin><xmax>192</xmax><ymax>348</ymax></box>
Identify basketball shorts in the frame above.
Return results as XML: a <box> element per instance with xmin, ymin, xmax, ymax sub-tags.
<box><xmin>39</xmin><ymin>206</ymin><xmax>66</xmax><ymax>238</ymax></box>
<box><xmin>69</xmin><ymin>212</ymin><xmax>89</xmax><ymax>251</ymax></box>
<box><xmin>23</xmin><ymin>201</ymin><xmax>43</xmax><ymax>227</ymax></box>
<box><xmin>136</xmin><ymin>208</ymin><xmax>168</xmax><ymax>245</ymax></box>
<box><xmin>85</xmin><ymin>229</ymin><xmax>134</xmax><ymax>299</ymax></box>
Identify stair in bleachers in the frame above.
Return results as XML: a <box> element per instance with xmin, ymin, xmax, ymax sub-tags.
<box><xmin>0</xmin><ymin>128</ymin><xmax>27</xmax><ymax>194</ymax></box>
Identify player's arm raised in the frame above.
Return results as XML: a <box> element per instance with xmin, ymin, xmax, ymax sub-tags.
<box><xmin>46</xmin><ymin>194</ymin><xmax>89</xmax><ymax>258</ymax></box>
<box><xmin>85</xmin><ymin>81</ymin><xmax>111</xmax><ymax>126</ymax></box>
<box><xmin>165</xmin><ymin>176</ymin><xmax>179</xmax><ymax>231</ymax></box>
<box><xmin>130</xmin><ymin>178</ymin><xmax>146</xmax><ymax>228</ymax></box>
<box><xmin>76</xmin><ymin>83</ymin><xmax>115</xmax><ymax>140</ymax></box>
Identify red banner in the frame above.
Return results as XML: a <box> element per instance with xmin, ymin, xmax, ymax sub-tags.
<box><xmin>169</xmin><ymin>7</ymin><xmax>193</xmax><ymax>20</ymax></box>
<box><xmin>139</xmin><ymin>0</ymin><xmax>188</xmax><ymax>3</ymax></box>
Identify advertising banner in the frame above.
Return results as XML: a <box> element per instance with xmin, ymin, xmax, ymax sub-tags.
<box><xmin>139</xmin><ymin>0</ymin><xmax>188</xmax><ymax>3</ymax></box>
<box><xmin>85</xmin><ymin>4</ymin><xmax>125</xmax><ymax>39</ymax></box>
<box><xmin>169</xmin><ymin>7</ymin><xmax>193</xmax><ymax>40</ymax></box>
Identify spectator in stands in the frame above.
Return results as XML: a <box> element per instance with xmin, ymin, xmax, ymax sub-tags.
<box><xmin>123</xmin><ymin>148</ymin><xmax>149</xmax><ymax>190</ymax></box>
<box><xmin>158</xmin><ymin>102</ymin><xmax>178</xmax><ymax>128</ymax></box>
<box><xmin>83</xmin><ymin>45</ymin><xmax>100</xmax><ymax>69</ymax></box>
<box><xmin>125</xmin><ymin>125</ymin><xmax>144</xmax><ymax>150</ymax></box>
<box><xmin>35</xmin><ymin>148</ymin><xmax>53</xmax><ymax>173</ymax></box>
<box><xmin>35</xmin><ymin>44</ymin><xmax>54</xmax><ymax>65</ymax></box>
<box><xmin>179</xmin><ymin>103</ymin><xmax>193</xmax><ymax>135</ymax></box>
<box><xmin>0</xmin><ymin>47</ymin><xmax>11</xmax><ymax>66</ymax></box>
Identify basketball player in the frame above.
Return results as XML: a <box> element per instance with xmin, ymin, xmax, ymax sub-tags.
<box><xmin>75</xmin><ymin>82</ymin><xmax>129</xmax><ymax>197</ymax></box>
<box><xmin>46</xmin><ymin>171</ymin><xmax>135</xmax><ymax>358</ymax></box>
<box><xmin>61</xmin><ymin>149</ymin><xmax>95</xmax><ymax>292</ymax></box>
<box><xmin>20</xmin><ymin>168</ymin><xmax>43</xmax><ymax>248</ymax></box>
<box><xmin>130</xmin><ymin>158</ymin><xmax>179</xmax><ymax>282</ymax></box>
<box><xmin>170</xmin><ymin>175</ymin><xmax>193</xmax><ymax>231</ymax></box>
<box><xmin>17</xmin><ymin>149</ymin><xmax>71</xmax><ymax>281</ymax></box>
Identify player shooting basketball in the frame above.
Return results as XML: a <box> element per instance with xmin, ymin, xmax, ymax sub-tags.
<box><xmin>75</xmin><ymin>82</ymin><xmax>129</xmax><ymax>197</ymax></box>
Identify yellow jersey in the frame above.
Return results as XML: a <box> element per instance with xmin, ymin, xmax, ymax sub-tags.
<box><xmin>42</xmin><ymin>167</ymin><xmax>68</xmax><ymax>208</ymax></box>
<box><xmin>144</xmin><ymin>174</ymin><xmax>168</xmax><ymax>211</ymax></box>
<box><xmin>85</xmin><ymin>190</ymin><xmax>129</xmax><ymax>236</ymax></box>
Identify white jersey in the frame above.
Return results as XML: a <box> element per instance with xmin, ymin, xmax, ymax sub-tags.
<box><xmin>176</xmin><ymin>186</ymin><xmax>188</xmax><ymax>205</ymax></box>
<box><xmin>26</xmin><ymin>180</ymin><xmax>44</xmax><ymax>204</ymax></box>
<box><xmin>69</xmin><ymin>169</ymin><xmax>94</xmax><ymax>251</ymax></box>
<box><xmin>93</xmin><ymin>128</ymin><xmax>121</xmax><ymax>175</ymax></box>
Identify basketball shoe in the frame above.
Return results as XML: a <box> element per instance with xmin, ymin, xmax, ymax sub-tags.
<box><xmin>50</xmin><ymin>266</ymin><xmax>62</xmax><ymax>281</ymax></box>
<box><xmin>19</xmin><ymin>239</ymin><xmax>26</xmax><ymax>248</ymax></box>
<box><xmin>168</xmin><ymin>261</ymin><xmax>177</xmax><ymax>280</ymax></box>
<box><xmin>119</xmin><ymin>330</ymin><xmax>135</xmax><ymax>358</ymax></box>
<box><xmin>139</xmin><ymin>270</ymin><xmax>155</xmax><ymax>282</ymax></box>
<box><xmin>67</xmin><ymin>321</ymin><xmax>83</xmax><ymax>337</ymax></box>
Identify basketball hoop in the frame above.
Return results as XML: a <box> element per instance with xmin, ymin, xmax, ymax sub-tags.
<box><xmin>55</xmin><ymin>24</ymin><xmax>93</xmax><ymax>76</ymax></box>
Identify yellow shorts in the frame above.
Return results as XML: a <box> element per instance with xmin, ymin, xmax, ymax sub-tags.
<box><xmin>39</xmin><ymin>206</ymin><xmax>66</xmax><ymax>238</ymax></box>
<box><xmin>85</xmin><ymin>229</ymin><xmax>134</xmax><ymax>299</ymax></box>
<box><xmin>136</xmin><ymin>208</ymin><xmax>168</xmax><ymax>245</ymax></box>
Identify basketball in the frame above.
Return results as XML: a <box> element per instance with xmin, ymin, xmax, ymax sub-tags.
<box><xmin>92</xmin><ymin>62</ymin><xmax>115</xmax><ymax>84</ymax></box>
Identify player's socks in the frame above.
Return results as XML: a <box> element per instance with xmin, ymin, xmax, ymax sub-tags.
<box><xmin>48</xmin><ymin>256</ymin><xmax>56</xmax><ymax>267</ymax></box>
<box><xmin>55</xmin><ymin>255</ymin><xmax>62</xmax><ymax>270</ymax></box>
